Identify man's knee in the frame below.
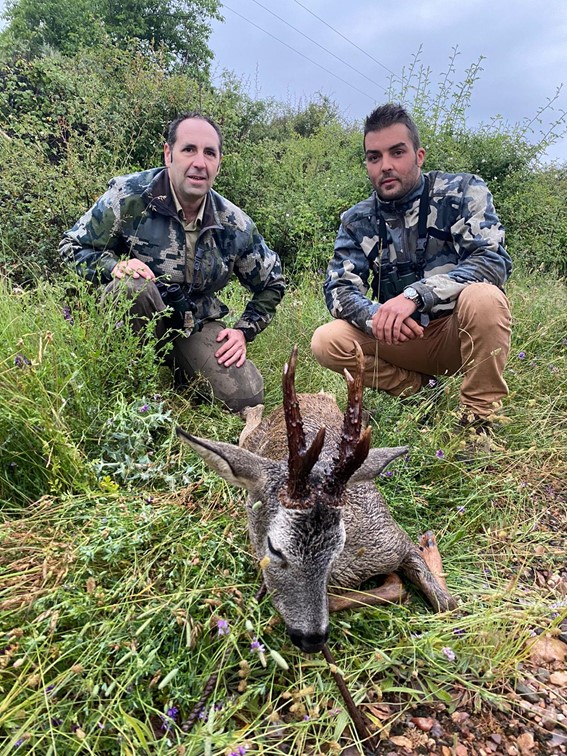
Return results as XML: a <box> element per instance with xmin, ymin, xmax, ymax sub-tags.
<box><xmin>456</xmin><ymin>283</ymin><xmax>510</xmax><ymax>326</ymax></box>
<box><xmin>311</xmin><ymin>320</ymin><xmax>358</xmax><ymax>368</ymax></box>
<box><xmin>311</xmin><ymin>324</ymin><xmax>332</xmax><ymax>367</ymax></box>
<box><xmin>104</xmin><ymin>277</ymin><xmax>163</xmax><ymax>312</ymax></box>
<box><xmin>211</xmin><ymin>362</ymin><xmax>264</xmax><ymax>413</ymax></box>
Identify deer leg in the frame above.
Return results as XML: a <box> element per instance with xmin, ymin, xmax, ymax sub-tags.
<box><xmin>400</xmin><ymin>531</ymin><xmax>456</xmax><ymax>612</ymax></box>
<box><xmin>418</xmin><ymin>530</ymin><xmax>449</xmax><ymax>590</ymax></box>
<box><xmin>238</xmin><ymin>404</ymin><xmax>264</xmax><ymax>447</ymax></box>
<box><xmin>328</xmin><ymin>573</ymin><xmax>407</xmax><ymax>613</ymax></box>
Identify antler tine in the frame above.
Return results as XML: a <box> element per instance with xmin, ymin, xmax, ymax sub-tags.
<box><xmin>283</xmin><ymin>346</ymin><xmax>326</xmax><ymax>502</ymax></box>
<box><xmin>327</xmin><ymin>342</ymin><xmax>370</xmax><ymax>493</ymax></box>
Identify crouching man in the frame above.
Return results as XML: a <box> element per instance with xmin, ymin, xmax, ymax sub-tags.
<box><xmin>60</xmin><ymin>112</ymin><xmax>285</xmax><ymax>413</ymax></box>
<box><xmin>311</xmin><ymin>103</ymin><xmax>512</xmax><ymax>448</ymax></box>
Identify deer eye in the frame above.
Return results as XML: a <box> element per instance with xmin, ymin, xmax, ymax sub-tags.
<box><xmin>267</xmin><ymin>536</ymin><xmax>286</xmax><ymax>563</ymax></box>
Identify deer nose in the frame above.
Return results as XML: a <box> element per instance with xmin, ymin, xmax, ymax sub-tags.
<box><xmin>287</xmin><ymin>627</ymin><xmax>329</xmax><ymax>653</ymax></box>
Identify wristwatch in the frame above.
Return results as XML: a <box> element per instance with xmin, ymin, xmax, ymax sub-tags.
<box><xmin>403</xmin><ymin>286</ymin><xmax>423</xmax><ymax>308</ymax></box>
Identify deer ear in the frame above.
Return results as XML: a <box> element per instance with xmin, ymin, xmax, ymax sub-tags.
<box><xmin>177</xmin><ymin>427</ymin><xmax>269</xmax><ymax>489</ymax></box>
<box><xmin>346</xmin><ymin>446</ymin><xmax>408</xmax><ymax>486</ymax></box>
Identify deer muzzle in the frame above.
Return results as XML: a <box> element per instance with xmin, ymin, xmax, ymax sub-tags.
<box><xmin>287</xmin><ymin>625</ymin><xmax>330</xmax><ymax>653</ymax></box>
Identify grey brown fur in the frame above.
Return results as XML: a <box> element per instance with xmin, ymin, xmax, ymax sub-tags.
<box><xmin>177</xmin><ymin>348</ymin><xmax>455</xmax><ymax>653</ymax></box>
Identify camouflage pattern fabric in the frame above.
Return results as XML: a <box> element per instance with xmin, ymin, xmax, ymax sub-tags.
<box><xmin>59</xmin><ymin>168</ymin><xmax>285</xmax><ymax>340</ymax></box>
<box><xmin>324</xmin><ymin>171</ymin><xmax>512</xmax><ymax>334</ymax></box>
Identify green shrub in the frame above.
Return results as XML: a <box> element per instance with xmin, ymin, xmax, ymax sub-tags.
<box><xmin>0</xmin><ymin>275</ymin><xmax>166</xmax><ymax>508</ymax></box>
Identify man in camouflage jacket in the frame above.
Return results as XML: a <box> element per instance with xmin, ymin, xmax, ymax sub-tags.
<box><xmin>311</xmin><ymin>103</ymin><xmax>512</xmax><ymax>435</ymax></box>
<box><xmin>60</xmin><ymin>112</ymin><xmax>285</xmax><ymax>413</ymax></box>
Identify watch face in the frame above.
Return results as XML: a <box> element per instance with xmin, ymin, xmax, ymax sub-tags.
<box><xmin>405</xmin><ymin>287</ymin><xmax>418</xmax><ymax>298</ymax></box>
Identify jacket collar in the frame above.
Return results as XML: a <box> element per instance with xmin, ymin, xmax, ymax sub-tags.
<box><xmin>143</xmin><ymin>168</ymin><xmax>221</xmax><ymax>229</ymax></box>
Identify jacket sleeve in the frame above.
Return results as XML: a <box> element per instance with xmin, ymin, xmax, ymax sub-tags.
<box><xmin>415</xmin><ymin>175</ymin><xmax>512</xmax><ymax>313</ymax></box>
<box><xmin>232</xmin><ymin>224</ymin><xmax>286</xmax><ymax>342</ymax></box>
<box><xmin>322</xmin><ymin>219</ymin><xmax>379</xmax><ymax>335</ymax></box>
<box><xmin>59</xmin><ymin>181</ymin><xmax>125</xmax><ymax>282</ymax></box>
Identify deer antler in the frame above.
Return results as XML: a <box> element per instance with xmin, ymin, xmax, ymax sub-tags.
<box><xmin>326</xmin><ymin>342</ymin><xmax>371</xmax><ymax>495</ymax></box>
<box><xmin>282</xmin><ymin>346</ymin><xmax>326</xmax><ymax>503</ymax></box>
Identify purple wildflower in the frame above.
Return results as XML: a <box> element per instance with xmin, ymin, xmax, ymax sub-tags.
<box><xmin>216</xmin><ymin>619</ymin><xmax>229</xmax><ymax>636</ymax></box>
<box><xmin>115</xmin><ymin>320</ymin><xmax>124</xmax><ymax>329</ymax></box>
<box><xmin>518</xmin><ymin>351</ymin><xmax>526</xmax><ymax>360</ymax></box>
<box><xmin>250</xmin><ymin>638</ymin><xmax>265</xmax><ymax>654</ymax></box>
<box><xmin>442</xmin><ymin>646</ymin><xmax>456</xmax><ymax>661</ymax></box>
<box><xmin>138</xmin><ymin>404</ymin><xmax>150</xmax><ymax>413</ymax></box>
<box><xmin>428</xmin><ymin>378</ymin><xmax>438</xmax><ymax>388</ymax></box>
<box><xmin>14</xmin><ymin>739</ymin><xmax>24</xmax><ymax>748</ymax></box>
<box><xmin>14</xmin><ymin>354</ymin><xmax>31</xmax><ymax>368</ymax></box>
<box><xmin>62</xmin><ymin>305</ymin><xmax>75</xmax><ymax>325</ymax></box>
<box><xmin>161</xmin><ymin>706</ymin><xmax>179</xmax><ymax>731</ymax></box>
<box><xmin>228</xmin><ymin>747</ymin><xmax>248</xmax><ymax>756</ymax></box>
<box><xmin>435</xmin><ymin>449</ymin><xmax>445</xmax><ymax>459</ymax></box>
<box><xmin>456</xmin><ymin>505</ymin><xmax>465</xmax><ymax>514</ymax></box>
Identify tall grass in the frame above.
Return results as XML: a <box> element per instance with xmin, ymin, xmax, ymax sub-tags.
<box><xmin>0</xmin><ymin>269</ymin><xmax>565</xmax><ymax>754</ymax></box>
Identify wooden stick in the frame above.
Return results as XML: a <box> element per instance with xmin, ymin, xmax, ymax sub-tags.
<box><xmin>322</xmin><ymin>644</ymin><xmax>380</xmax><ymax>753</ymax></box>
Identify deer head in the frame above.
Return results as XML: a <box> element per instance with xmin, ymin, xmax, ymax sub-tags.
<box><xmin>177</xmin><ymin>345</ymin><xmax>406</xmax><ymax>652</ymax></box>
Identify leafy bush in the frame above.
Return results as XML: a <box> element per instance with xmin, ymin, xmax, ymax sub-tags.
<box><xmin>1</xmin><ymin>42</ymin><xmax>566</xmax><ymax>281</ymax></box>
<box><xmin>92</xmin><ymin>396</ymin><xmax>194</xmax><ymax>490</ymax></box>
<box><xmin>498</xmin><ymin>166</ymin><xmax>567</xmax><ymax>274</ymax></box>
<box><xmin>0</xmin><ymin>0</ymin><xmax>222</xmax><ymax>80</ymax></box>
<box><xmin>217</xmin><ymin>122</ymin><xmax>369</xmax><ymax>273</ymax></box>
<box><xmin>0</xmin><ymin>45</ymin><xmax>203</xmax><ymax>280</ymax></box>
<box><xmin>0</xmin><ymin>275</ymin><xmax>167</xmax><ymax>508</ymax></box>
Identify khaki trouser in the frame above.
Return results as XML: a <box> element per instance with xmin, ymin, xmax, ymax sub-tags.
<box><xmin>311</xmin><ymin>283</ymin><xmax>511</xmax><ymax>418</ymax></box>
<box><xmin>104</xmin><ymin>277</ymin><xmax>263</xmax><ymax>412</ymax></box>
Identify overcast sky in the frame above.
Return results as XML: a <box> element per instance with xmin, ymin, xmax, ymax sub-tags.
<box><xmin>209</xmin><ymin>0</ymin><xmax>567</xmax><ymax>164</ymax></box>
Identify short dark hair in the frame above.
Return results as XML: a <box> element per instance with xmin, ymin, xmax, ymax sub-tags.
<box><xmin>166</xmin><ymin>112</ymin><xmax>223</xmax><ymax>154</ymax></box>
<box><xmin>363</xmin><ymin>103</ymin><xmax>421</xmax><ymax>151</ymax></box>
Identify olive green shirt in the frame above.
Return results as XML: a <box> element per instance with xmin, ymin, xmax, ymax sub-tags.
<box><xmin>170</xmin><ymin>178</ymin><xmax>206</xmax><ymax>282</ymax></box>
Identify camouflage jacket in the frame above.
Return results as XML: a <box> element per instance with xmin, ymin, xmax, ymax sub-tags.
<box><xmin>59</xmin><ymin>168</ymin><xmax>285</xmax><ymax>341</ymax></box>
<box><xmin>324</xmin><ymin>171</ymin><xmax>512</xmax><ymax>333</ymax></box>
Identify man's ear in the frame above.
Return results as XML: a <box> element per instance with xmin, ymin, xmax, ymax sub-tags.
<box><xmin>417</xmin><ymin>147</ymin><xmax>426</xmax><ymax>168</ymax></box>
<box><xmin>164</xmin><ymin>142</ymin><xmax>172</xmax><ymax>167</ymax></box>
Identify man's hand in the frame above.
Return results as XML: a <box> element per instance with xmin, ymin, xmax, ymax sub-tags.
<box><xmin>372</xmin><ymin>294</ymin><xmax>424</xmax><ymax>345</ymax></box>
<box><xmin>215</xmin><ymin>328</ymin><xmax>247</xmax><ymax>368</ymax></box>
<box><xmin>112</xmin><ymin>259</ymin><xmax>155</xmax><ymax>280</ymax></box>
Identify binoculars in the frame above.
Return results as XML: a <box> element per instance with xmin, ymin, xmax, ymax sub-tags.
<box><xmin>155</xmin><ymin>280</ymin><xmax>198</xmax><ymax>334</ymax></box>
<box><xmin>378</xmin><ymin>261</ymin><xmax>420</xmax><ymax>303</ymax></box>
